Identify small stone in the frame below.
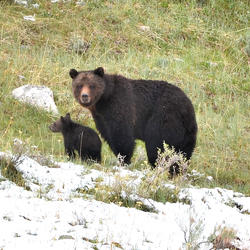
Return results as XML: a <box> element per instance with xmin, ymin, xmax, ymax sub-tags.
<box><xmin>15</xmin><ymin>0</ymin><xmax>28</xmax><ymax>6</ymax></box>
<box><xmin>14</xmin><ymin>233</ymin><xmax>21</xmax><ymax>237</ymax></box>
<box><xmin>3</xmin><ymin>216</ymin><xmax>11</xmax><ymax>221</ymax></box>
<box><xmin>139</xmin><ymin>25</ymin><xmax>150</xmax><ymax>32</ymax></box>
<box><xmin>13</xmin><ymin>138</ymin><xmax>23</xmax><ymax>146</ymax></box>
<box><xmin>69</xmin><ymin>38</ymin><xmax>90</xmax><ymax>54</ymax></box>
<box><xmin>23</xmin><ymin>15</ymin><xmax>36</xmax><ymax>22</ymax></box>
<box><xmin>76</xmin><ymin>1</ymin><xmax>85</xmax><ymax>6</ymax></box>
<box><xmin>18</xmin><ymin>75</ymin><xmax>25</xmax><ymax>81</ymax></box>
<box><xmin>174</xmin><ymin>58</ymin><xmax>184</xmax><ymax>63</ymax></box>
<box><xmin>32</xmin><ymin>3</ymin><xmax>39</xmax><ymax>8</ymax></box>
<box><xmin>207</xmin><ymin>176</ymin><xmax>214</xmax><ymax>182</ymax></box>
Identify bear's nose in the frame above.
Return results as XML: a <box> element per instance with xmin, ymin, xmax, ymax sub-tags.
<box><xmin>82</xmin><ymin>94</ymin><xmax>88</xmax><ymax>98</ymax></box>
<box><xmin>81</xmin><ymin>94</ymin><xmax>89</xmax><ymax>103</ymax></box>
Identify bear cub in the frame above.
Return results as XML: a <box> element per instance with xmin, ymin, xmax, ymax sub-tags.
<box><xmin>49</xmin><ymin>113</ymin><xmax>101</xmax><ymax>163</ymax></box>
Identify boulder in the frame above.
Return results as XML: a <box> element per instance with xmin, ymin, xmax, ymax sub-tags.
<box><xmin>12</xmin><ymin>85</ymin><xmax>58</xmax><ymax>114</ymax></box>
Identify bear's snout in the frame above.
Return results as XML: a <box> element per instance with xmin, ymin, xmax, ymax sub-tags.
<box><xmin>49</xmin><ymin>122</ymin><xmax>61</xmax><ymax>133</ymax></box>
<box><xmin>49</xmin><ymin>124</ymin><xmax>56</xmax><ymax>132</ymax></box>
<box><xmin>81</xmin><ymin>93</ymin><xmax>88</xmax><ymax>100</ymax></box>
<box><xmin>80</xmin><ymin>93</ymin><xmax>91</xmax><ymax>104</ymax></box>
<box><xmin>79</xmin><ymin>86</ymin><xmax>91</xmax><ymax>105</ymax></box>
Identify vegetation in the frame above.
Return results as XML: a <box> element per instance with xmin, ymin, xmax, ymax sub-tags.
<box><xmin>0</xmin><ymin>0</ymin><xmax>249</xmax><ymax>194</ymax></box>
<box><xmin>0</xmin><ymin>155</ymin><xmax>30</xmax><ymax>190</ymax></box>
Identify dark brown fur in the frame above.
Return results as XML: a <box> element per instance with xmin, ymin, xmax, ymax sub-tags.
<box><xmin>70</xmin><ymin>67</ymin><xmax>197</xmax><ymax>171</ymax></box>
<box><xmin>49</xmin><ymin>113</ymin><xmax>101</xmax><ymax>163</ymax></box>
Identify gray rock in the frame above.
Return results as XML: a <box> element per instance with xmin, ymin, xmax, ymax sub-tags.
<box><xmin>69</xmin><ymin>38</ymin><xmax>90</xmax><ymax>54</ymax></box>
<box><xmin>139</xmin><ymin>25</ymin><xmax>150</xmax><ymax>32</ymax></box>
<box><xmin>12</xmin><ymin>85</ymin><xmax>58</xmax><ymax>114</ymax></box>
<box><xmin>14</xmin><ymin>0</ymin><xmax>28</xmax><ymax>6</ymax></box>
<box><xmin>23</xmin><ymin>15</ymin><xmax>36</xmax><ymax>22</ymax></box>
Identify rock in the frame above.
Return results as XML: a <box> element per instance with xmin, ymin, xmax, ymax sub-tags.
<box><xmin>174</xmin><ymin>57</ymin><xmax>184</xmax><ymax>63</ymax></box>
<box><xmin>68</xmin><ymin>38</ymin><xmax>90</xmax><ymax>55</ymax></box>
<box><xmin>23</xmin><ymin>15</ymin><xmax>36</xmax><ymax>22</ymax></box>
<box><xmin>32</xmin><ymin>3</ymin><xmax>39</xmax><ymax>8</ymax></box>
<box><xmin>76</xmin><ymin>1</ymin><xmax>85</xmax><ymax>6</ymax></box>
<box><xmin>139</xmin><ymin>25</ymin><xmax>150</xmax><ymax>32</ymax></box>
<box><xmin>12</xmin><ymin>85</ymin><xmax>58</xmax><ymax>114</ymax></box>
<box><xmin>14</xmin><ymin>0</ymin><xmax>28</xmax><ymax>6</ymax></box>
<box><xmin>18</xmin><ymin>75</ymin><xmax>25</xmax><ymax>81</ymax></box>
<box><xmin>206</xmin><ymin>176</ymin><xmax>214</xmax><ymax>182</ymax></box>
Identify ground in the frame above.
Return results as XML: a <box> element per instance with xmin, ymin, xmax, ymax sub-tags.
<box><xmin>0</xmin><ymin>151</ymin><xmax>249</xmax><ymax>250</ymax></box>
<box><xmin>0</xmin><ymin>0</ymin><xmax>249</xmax><ymax>195</ymax></box>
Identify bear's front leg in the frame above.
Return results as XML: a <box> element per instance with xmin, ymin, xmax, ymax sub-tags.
<box><xmin>110</xmin><ymin>125</ymin><xmax>135</xmax><ymax>164</ymax></box>
<box><xmin>66</xmin><ymin>147</ymin><xmax>76</xmax><ymax>160</ymax></box>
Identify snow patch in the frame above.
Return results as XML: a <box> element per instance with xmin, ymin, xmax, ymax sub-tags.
<box><xmin>0</xmin><ymin>152</ymin><xmax>249</xmax><ymax>249</ymax></box>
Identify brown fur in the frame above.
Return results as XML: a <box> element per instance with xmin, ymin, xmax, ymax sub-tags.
<box><xmin>70</xmin><ymin>67</ymin><xmax>197</xmax><ymax>171</ymax></box>
<box><xmin>49</xmin><ymin>113</ymin><xmax>102</xmax><ymax>163</ymax></box>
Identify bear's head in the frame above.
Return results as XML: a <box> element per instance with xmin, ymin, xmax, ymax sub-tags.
<box><xmin>70</xmin><ymin>67</ymin><xmax>105</xmax><ymax>108</ymax></box>
<box><xmin>49</xmin><ymin>113</ymin><xmax>71</xmax><ymax>132</ymax></box>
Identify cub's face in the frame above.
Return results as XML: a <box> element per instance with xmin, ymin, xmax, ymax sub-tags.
<box><xmin>49</xmin><ymin>119</ymin><xmax>63</xmax><ymax>133</ymax></box>
<box><xmin>49</xmin><ymin>113</ymin><xmax>71</xmax><ymax>133</ymax></box>
<box><xmin>70</xmin><ymin>67</ymin><xmax>105</xmax><ymax>108</ymax></box>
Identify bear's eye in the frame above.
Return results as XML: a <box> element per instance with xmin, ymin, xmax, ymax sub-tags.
<box><xmin>90</xmin><ymin>85</ymin><xmax>96</xmax><ymax>90</ymax></box>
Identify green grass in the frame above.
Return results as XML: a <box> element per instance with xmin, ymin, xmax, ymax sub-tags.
<box><xmin>0</xmin><ymin>156</ymin><xmax>30</xmax><ymax>190</ymax></box>
<box><xmin>0</xmin><ymin>0</ymin><xmax>249</xmax><ymax>195</ymax></box>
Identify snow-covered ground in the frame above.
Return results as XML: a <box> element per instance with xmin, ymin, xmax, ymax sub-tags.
<box><xmin>0</xmin><ymin>152</ymin><xmax>249</xmax><ymax>250</ymax></box>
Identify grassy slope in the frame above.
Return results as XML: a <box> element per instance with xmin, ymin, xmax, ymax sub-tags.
<box><xmin>0</xmin><ymin>0</ymin><xmax>249</xmax><ymax>194</ymax></box>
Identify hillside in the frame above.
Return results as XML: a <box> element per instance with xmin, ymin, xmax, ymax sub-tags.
<box><xmin>0</xmin><ymin>0</ymin><xmax>249</xmax><ymax>249</ymax></box>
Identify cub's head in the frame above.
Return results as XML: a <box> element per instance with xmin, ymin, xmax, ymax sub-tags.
<box><xmin>49</xmin><ymin>113</ymin><xmax>71</xmax><ymax>132</ymax></box>
<box><xmin>70</xmin><ymin>67</ymin><xmax>105</xmax><ymax>108</ymax></box>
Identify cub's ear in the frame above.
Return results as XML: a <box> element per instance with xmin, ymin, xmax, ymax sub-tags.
<box><xmin>60</xmin><ymin>116</ymin><xmax>65</xmax><ymax>122</ymax></box>
<box><xmin>93</xmin><ymin>67</ymin><xmax>104</xmax><ymax>77</ymax></box>
<box><xmin>65</xmin><ymin>113</ymin><xmax>71</xmax><ymax>119</ymax></box>
<box><xmin>69</xmin><ymin>69</ymin><xmax>78</xmax><ymax>79</ymax></box>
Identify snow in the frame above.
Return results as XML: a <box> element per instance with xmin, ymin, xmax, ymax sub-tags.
<box><xmin>0</xmin><ymin>151</ymin><xmax>249</xmax><ymax>249</ymax></box>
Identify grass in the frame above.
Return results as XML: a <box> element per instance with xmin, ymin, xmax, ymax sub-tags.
<box><xmin>0</xmin><ymin>155</ymin><xmax>30</xmax><ymax>190</ymax></box>
<box><xmin>0</xmin><ymin>0</ymin><xmax>249</xmax><ymax>195</ymax></box>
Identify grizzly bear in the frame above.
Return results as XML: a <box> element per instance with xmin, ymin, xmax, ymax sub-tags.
<box><xmin>49</xmin><ymin>113</ymin><xmax>101</xmax><ymax>163</ymax></box>
<box><xmin>70</xmin><ymin>67</ymin><xmax>197</xmax><ymax>169</ymax></box>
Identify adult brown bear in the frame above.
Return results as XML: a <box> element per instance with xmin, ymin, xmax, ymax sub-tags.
<box><xmin>70</xmin><ymin>67</ymin><xmax>197</xmax><ymax>170</ymax></box>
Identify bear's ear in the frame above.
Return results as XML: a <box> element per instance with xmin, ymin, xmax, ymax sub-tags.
<box><xmin>93</xmin><ymin>67</ymin><xmax>104</xmax><ymax>77</ymax></box>
<box><xmin>69</xmin><ymin>69</ymin><xmax>78</xmax><ymax>79</ymax></box>
<box><xmin>65</xmin><ymin>113</ymin><xmax>71</xmax><ymax>120</ymax></box>
<box><xmin>60</xmin><ymin>116</ymin><xmax>65</xmax><ymax>123</ymax></box>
